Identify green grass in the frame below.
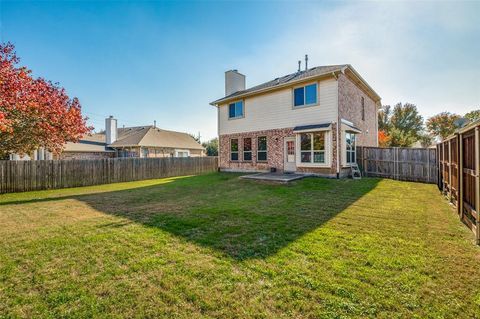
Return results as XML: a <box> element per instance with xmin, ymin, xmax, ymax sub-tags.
<box><xmin>0</xmin><ymin>173</ymin><xmax>479</xmax><ymax>318</ymax></box>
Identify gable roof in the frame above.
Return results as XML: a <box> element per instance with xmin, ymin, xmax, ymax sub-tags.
<box><xmin>110</xmin><ymin>126</ymin><xmax>204</xmax><ymax>150</ymax></box>
<box><xmin>63</xmin><ymin>134</ymin><xmax>114</xmax><ymax>153</ymax></box>
<box><xmin>64</xmin><ymin>126</ymin><xmax>204</xmax><ymax>152</ymax></box>
<box><xmin>210</xmin><ymin>64</ymin><xmax>381</xmax><ymax>106</ymax></box>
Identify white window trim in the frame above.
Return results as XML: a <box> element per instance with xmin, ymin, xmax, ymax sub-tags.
<box><xmin>257</xmin><ymin>136</ymin><xmax>268</xmax><ymax>162</ymax></box>
<box><xmin>228</xmin><ymin>100</ymin><xmax>245</xmax><ymax>120</ymax></box>
<box><xmin>174</xmin><ymin>149</ymin><xmax>190</xmax><ymax>157</ymax></box>
<box><xmin>243</xmin><ymin>138</ymin><xmax>252</xmax><ymax>162</ymax></box>
<box><xmin>295</xmin><ymin>130</ymin><xmax>331</xmax><ymax>168</ymax></box>
<box><xmin>292</xmin><ymin>82</ymin><xmax>319</xmax><ymax>109</ymax></box>
<box><xmin>341</xmin><ymin>131</ymin><xmax>358</xmax><ymax>167</ymax></box>
<box><xmin>230</xmin><ymin>139</ymin><xmax>239</xmax><ymax>161</ymax></box>
<box><xmin>345</xmin><ymin>132</ymin><xmax>356</xmax><ymax>167</ymax></box>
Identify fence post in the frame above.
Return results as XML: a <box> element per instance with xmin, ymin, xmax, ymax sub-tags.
<box><xmin>442</xmin><ymin>143</ymin><xmax>445</xmax><ymax>193</ymax></box>
<box><xmin>459</xmin><ymin>133</ymin><xmax>464</xmax><ymax>219</ymax></box>
<box><xmin>427</xmin><ymin>147</ymin><xmax>430</xmax><ymax>183</ymax></box>
<box><xmin>448</xmin><ymin>139</ymin><xmax>452</xmax><ymax>202</ymax></box>
<box><xmin>363</xmin><ymin>146</ymin><xmax>367</xmax><ymax>177</ymax></box>
<box><xmin>475</xmin><ymin>127</ymin><xmax>480</xmax><ymax>244</ymax></box>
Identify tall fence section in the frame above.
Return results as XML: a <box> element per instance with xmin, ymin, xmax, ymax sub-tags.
<box><xmin>0</xmin><ymin>157</ymin><xmax>218</xmax><ymax>194</ymax></box>
<box><xmin>357</xmin><ymin>147</ymin><xmax>438</xmax><ymax>184</ymax></box>
<box><xmin>438</xmin><ymin>121</ymin><xmax>480</xmax><ymax>244</ymax></box>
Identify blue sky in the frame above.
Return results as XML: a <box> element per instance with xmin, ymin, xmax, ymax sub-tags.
<box><xmin>1</xmin><ymin>1</ymin><xmax>479</xmax><ymax>140</ymax></box>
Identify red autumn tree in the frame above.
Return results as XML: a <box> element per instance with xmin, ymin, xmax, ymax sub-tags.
<box><xmin>378</xmin><ymin>130</ymin><xmax>390</xmax><ymax>147</ymax></box>
<box><xmin>0</xmin><ymin>42</ymin><xmax>91</xmax><ymax>157</ymax></box>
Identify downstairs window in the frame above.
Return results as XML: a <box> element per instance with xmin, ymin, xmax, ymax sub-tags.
<box><xmin>243</xmin><ymin>138</ymin><xmax>252</xmax><ymax>161</ymax></box>
<box><xmin>346</xmin><ymin>132</ymin><xmax>356</xmax><ymax>164</ymax></box>
<box><xmin>300</xmin><ymin>132</ymin><xmax>325</xmax><ymax>164</ymax></box>
<box><xmin>257</xmin><ymin>136</ymin><xmax>267</xmax><ymax>161</ymax></box>
<box><xmin>231</xmin><ymin>139</ymin><xmax>238</xmax><ymax>161</ymax></box>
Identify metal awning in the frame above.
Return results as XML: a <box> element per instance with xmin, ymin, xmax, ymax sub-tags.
<box><xmin>341</xmin><ymin>122</ymin><xmax>362</xmax><ymax>134</ymax></box>
<box><xmin>293</xmin><ymin>123</ymin><xmax>332</xmax><ymax>133</ymax></box>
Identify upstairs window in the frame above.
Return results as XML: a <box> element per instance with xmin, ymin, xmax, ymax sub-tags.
<box><xmin>228</xmin><ymin>101</ymin><xmax>244</xmax><ymax>119</ymax></box>
<box><xmin>300</xmin><ymin>132</ymin><xmax>325</xmax><ymax>164</ymax></box>
<box><xmin>243</xmin><ymin>138</ymin><xmax>252</xmax><ymax>161</ymax></box>
<box><xmin>294</xmin><ymin>83</ymin><xmax>317</xmax><ymax>107</ymax></box>
<box><xmin>231</xmin><ymin>139</ymin><xmax>239</xmax><ymax>161</ymax></box>
<box><xmin>257</xmin><ymin>136</ymin><xmax>267</xmax><ymax>161</ymax></box>
<box><xmin>346</xmin><ymin>133</ymin><xmax>356</xmax><ymax>164</ymax></box>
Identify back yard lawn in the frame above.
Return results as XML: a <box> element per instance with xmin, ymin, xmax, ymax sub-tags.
<box><xmin>0</xmin><ymin>173</ymin><xmax>479</xmax><ymax>318</ymax></box>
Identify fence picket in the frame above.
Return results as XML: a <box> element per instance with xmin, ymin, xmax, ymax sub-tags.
<box><xmin>357</xmin><ymin>146</ymin><xmax>437</xmax><ymax>183</ymax></box>
<box><xmin>0</xmin><ymin>157</ymin><xmax>218</xmax><ymax>194</ymax></box>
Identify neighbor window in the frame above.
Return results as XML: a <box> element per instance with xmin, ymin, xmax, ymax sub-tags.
<box><xmin>294</xmin><ymin>83</ymin><xmax>317</xmax><ymax>107</ymax></box>
<box><xmin>243</xmin><ymin>138</ymin><xmax>252</xmax><ymax>161</ymax></box>
<box><xmin>300</xmin><ymin>132</ymin><xmax>325</xmax><ymax>164</ymax></box>
<box><xmin>257</xmin><ymin>136</ymin><xmax>267</xmax><ymax>161</ymax></box>
<box><xmin>361</xmin><ymin>97</ymin><xmax>365</xmax><ymax>121</ymax></box>
<box><xmin>231</xmin><ymin>139</ymin><xmax>239</xmax><ymax>161</ymax></box>
<box><xmin>228</xmin><ymin>101</ymin><xmax>244</xmax><ymax>119</ymax></box>
<box><xmin>346</xmin><ymin>132</ymin><xmax>356</xmax><ymax>164</ymax></box>
<box><xmin>175</xmin><ymin>150</ymin><xmax>190</xmax><ymax>158</ymax></box>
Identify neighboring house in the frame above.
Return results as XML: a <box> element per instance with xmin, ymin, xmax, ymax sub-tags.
<box><xmin>210</xmin><ymin>64</ymin><xmax>381</xmax><ymax>177</ymax></box>
<box><xmin>57</xmin><ymin>116</ymin><xmax>205</xmax><ymax>160</ymax></box>
<box><xmin>9</xmin><ymin>147</ymin><xmax>53</xmax><ymax>161</ymax></box>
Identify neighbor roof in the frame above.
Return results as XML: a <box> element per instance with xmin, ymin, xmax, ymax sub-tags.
<box><xmin>210</xmin><ymin>64</ymin><xmax>381</xmax><ymax>106</ymax></box>
<box><xmin>63</xmin><ymin>134</ymin><xmax>114</xmax><ymax>153</ymax></box>
<box><xmin>109</xmin><ymin>126</ymin><xmax>204</xmax><ymax>150</ymax></box>
<box><xmin>64</xmin><ymin>126</ymin><xmax>204</xmax><ymax>152</ymax></box>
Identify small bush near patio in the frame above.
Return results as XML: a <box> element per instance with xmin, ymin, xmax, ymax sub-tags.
<box><xmin>0</xmin><ymin>173</ymin><xmax>479</xmax><ymax>318</ymax></box>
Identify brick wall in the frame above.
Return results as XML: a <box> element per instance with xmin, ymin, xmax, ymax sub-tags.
<box><xmin>338</xmin><ymin>73</ymin><xmax>378</xmax><ymax>147</ymax></box>
<box><xmin>219</xmin><ymin>128</ymin><xmax>293</xmax><ymax>172</ymax></box>
<box><xmin>219</xmin><ymin>125</ymin><xmax>338</xmax><ymax>177</ymax></box>
<box><xmin>338</xmin><ymin>73</ymin><xmax>379</xmax><ymax>169</ymax></box>
<box><xmin>58</xmin><ymin>152</ymin><xmax>115</xmax><ymax>160</ymax></box>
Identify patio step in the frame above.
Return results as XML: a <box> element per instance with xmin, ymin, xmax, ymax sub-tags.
<box><xmin>351</xmin><ymin>163</ymin><xmax>362</xmax><ymax>180</ymax></box>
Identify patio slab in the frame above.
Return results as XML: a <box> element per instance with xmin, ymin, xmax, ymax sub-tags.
<box><xmin>240</xmin><ymin>172</ymin><xmax>311</xmax><ymax>183</ymax></box>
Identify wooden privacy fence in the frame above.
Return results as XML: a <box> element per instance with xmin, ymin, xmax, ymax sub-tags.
<box><xmin>438</xmin><ymin>121</ymin><xmax>480</xmax><ymax>244</ymax></box>
<box><xmin>357</xmin><ymin>146</ymin><xmax>438</xmax><ymax>184</ymax></box>
<box><xmin>0</xmin><ymin>157</ymin><xmax>218</xmax><ymax>194</ymax></box>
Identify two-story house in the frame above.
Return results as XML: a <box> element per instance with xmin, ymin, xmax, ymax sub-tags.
<box><xmin>210</xmin><ymin>64</ymin><xmax>381</xmax><ymax>178</ymax></box>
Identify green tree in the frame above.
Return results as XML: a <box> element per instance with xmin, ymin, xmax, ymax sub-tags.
<box><xmin>381</xmin><ymin>102</ymin><xmax>424</xmax><ymax>147</ymax></box>
<box><xmin>202</xmin><ymin>138</ymin><xmax>218</xmax><ymax>156</ymax></box>
<box><xmin>464</xmin><ymin>109</ymin><xmax>480</xmax><ymax>123</ymax></box>
<box><xmin>189</xmin><ymin>133</ymin><xmax>201</xmax><ymax>143</ymax></box>
<box><xmin>378</xmin><ymin>105</ymin><xmax>392</xmax><ymax>131</ymax></box>
<box><xmin>418</xmin><ymin>132</ymin><xmax>434</xmax><ymax>148</ymax></box>
<box><xmin>426</xmin><ymin>112</ymin><xmax>461</xmax><ymax>141</ymax></box>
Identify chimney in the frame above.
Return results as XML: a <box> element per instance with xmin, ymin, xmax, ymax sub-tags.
<box><xmin>305</xmin><ymin>54</ymin><xmax>308</xmax><ymax>70</ymax></box>
<box><xmin>225</xmin><ymin>69</ymin><xmax>245</xmax><ymax>96</ymax></box>
<box><xmin>105</xmin><ymin>116</ymin><xmax>117</xmax><ymax>144</ymax></box>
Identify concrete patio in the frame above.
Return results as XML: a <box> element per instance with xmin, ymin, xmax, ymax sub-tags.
<box><xmin>240</xmin><ymin>172</ymin><xmax>311</xmax><ymax>183</ymax></box>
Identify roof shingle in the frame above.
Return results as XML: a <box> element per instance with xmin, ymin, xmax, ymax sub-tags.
<box><xmin>211</xmin><ymin>65</ymin><xmax>348</xmax><ymax>105</ymax></box>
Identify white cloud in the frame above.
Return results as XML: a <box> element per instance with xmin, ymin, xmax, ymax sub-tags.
<box><xmin>233</xmin><ymin>1</ymin><xmax>480</xmax><ymax>119</ymax></box>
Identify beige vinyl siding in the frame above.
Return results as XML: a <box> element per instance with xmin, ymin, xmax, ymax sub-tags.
<box><xmin>218</xmin><ymin>78</ymin><xmax>338</xmax><ymax>135</ymax></box>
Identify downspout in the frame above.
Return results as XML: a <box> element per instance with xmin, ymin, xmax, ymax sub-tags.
<box><xmin>333</xmin><ymin>71</ymin><xmax>340</xmax><ymax>178</ymax></box>
<box><xmin>217</xmin><ymin>104</ymin><xmax>221</xmax><ymax>171</ymax></box>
